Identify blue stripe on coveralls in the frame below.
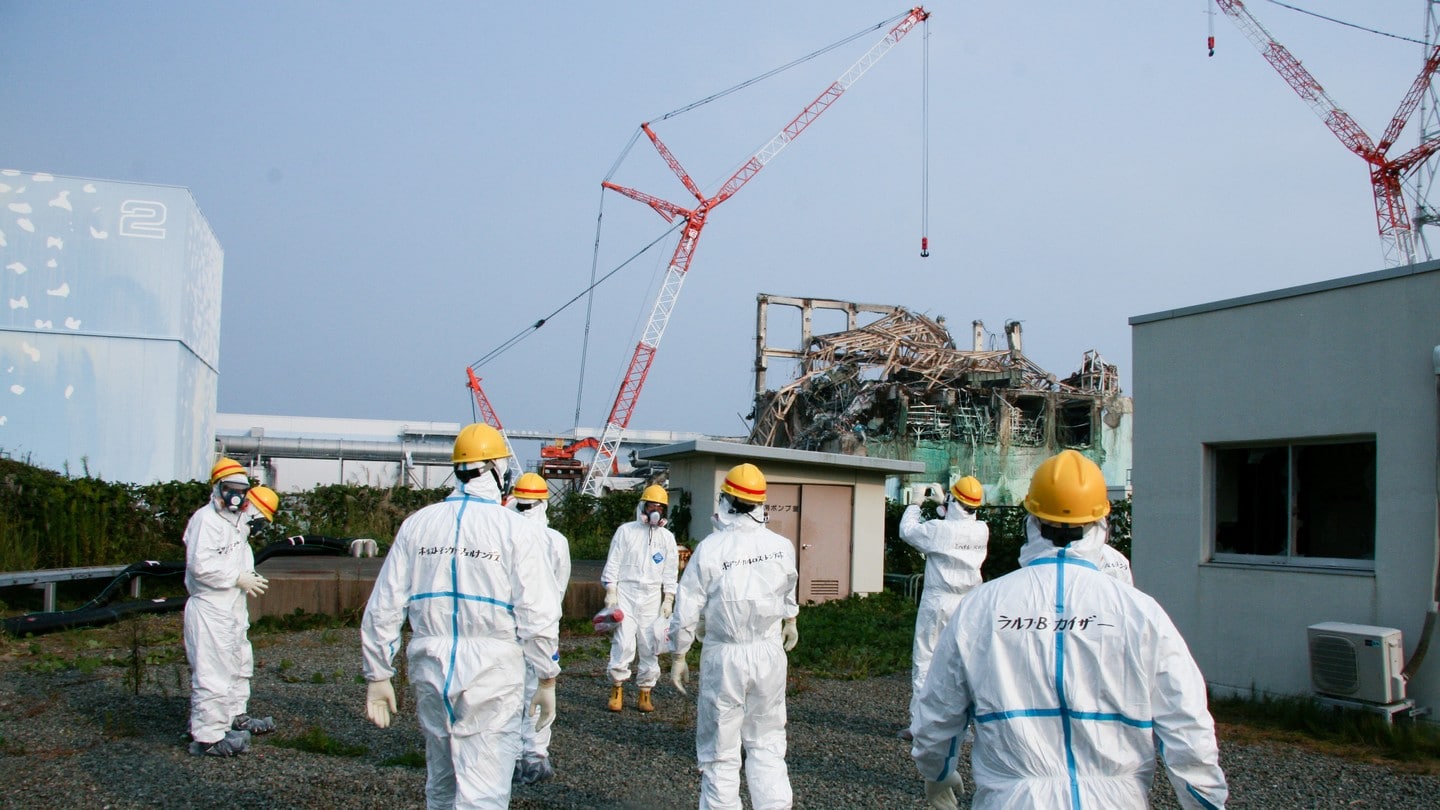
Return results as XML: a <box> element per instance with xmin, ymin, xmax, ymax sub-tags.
<box><xmin>969</xmin><ymin>551</ymin><xmax>1156</xmax><ymax>810</ymax></box>
<box><xmin>405</xmin><ymin>493</ymin><xmax>513</xmax><ymax>724</ymax></box>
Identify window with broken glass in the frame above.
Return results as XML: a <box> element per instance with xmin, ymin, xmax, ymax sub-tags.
<box><xmin>1211</xmin><ymin>438</ymin><xmax>1376</xmax><ymax>569</ymax></box>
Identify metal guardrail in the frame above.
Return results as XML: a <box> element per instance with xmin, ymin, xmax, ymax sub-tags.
<box><xmin>0</xmin><ymin>565</ymin><xmax>143</xmax><ymax>612</ymax></box>
<box><xmin>883</xmin><ymin>572</ymin><xmax>924</xmax><ymax>602</ymax></box>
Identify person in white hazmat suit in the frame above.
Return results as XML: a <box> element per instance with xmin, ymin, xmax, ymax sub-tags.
<box><xmin>601</xmin><ymin>483</ymin><xmax>678</xmax><ymax>713</ymax></box>
<box><xmin>360</xmin><ymin>424</ymin><xmax>561</xmax><ymax>810</ymax></box>
<box><xmin>911</xmin><ymin>450</ymin><xmax>1227</xmax><ymax>810</ymax></box>
<box><xmin>183</xmin><ymin>458</ymin><xmax>275</xmax><ymax>757</ymax></box>
<box><xmin>1098</xmin><ymin>525</ymin><xmax>1133</xmax><ymax>586</ymax></box>
<box><xmin>898</xmin><ymin>475</ymin><xmax>989</xmax><ymax>742</ymax></box>
<box><xmin>670</xmin><ymin>463</ymin><xmax>799</xmax><ymax>810</ymax></box>
<box><xmin>506</xmin><ymin>472</ymin><xmax>571</xmax><ymax>787</ymax></box>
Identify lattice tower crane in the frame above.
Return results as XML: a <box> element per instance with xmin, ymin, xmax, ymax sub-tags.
<box><xmin>1410</xmin><ymin>0</ymin><xmax>1440</xmax><ymax>257</ymax></box>
<box><xmin>1213</xmin><ymin>0</ymin><xmax>1440</xmax><ymax>267</ymax></box>
<box><xmin>580</xmin><ymin>7</ymin><xmax>930</xmax><ymax>496</ymax></box>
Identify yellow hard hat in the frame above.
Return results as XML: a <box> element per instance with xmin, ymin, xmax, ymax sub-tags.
<box><xmin>453</xmin><ymin>423</ymin><xmax>508</xmax><ymax>465</ymax></box>
<box><xmin>246</xmin><ymin>485</ymin><xmax>280</xmax><ymax>521</ymax></box>
<box><xmin>513</xmin><ymin>472</ymin><xmax>550</xmax><ymax>501</ymax></box>
<box><xmin>951</xmin><ymin>475</ymin><xmax>983</xmax><ymax>508</ymax></box>
<box><xmin>720</xmin><ymin>463</ymin><xmax>767</xmax><ymax>504</ymax></box>
<box><xmin>1023</xmin><ymin>450</ymin><xmax>1109</xmax><ymax>525</ymax></box>
<box><xmin>640</xmin><ymin>484</ymin><xmax>669</xmax><ymax>506</ymax></box>
<box><xmin>210</xmin><ymin>457</ymin><xmax>248</xmax><ymax>486</ymax></box>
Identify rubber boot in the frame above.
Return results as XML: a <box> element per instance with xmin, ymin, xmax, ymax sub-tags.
<box><xmin>637</xmin><ymin>688</ymin><xmax>654</xmax><ymax>713</ymax></box>
<box><xmin>608</xmin><ymin>683</ymin><xmax>624</xmax><ymax>712</ymax></box>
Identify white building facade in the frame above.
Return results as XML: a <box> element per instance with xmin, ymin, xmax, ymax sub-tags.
<box><xmin>1130</xmin><ymin>260</ymin><xmax>1440</xmax><ymax>716</ymax></box>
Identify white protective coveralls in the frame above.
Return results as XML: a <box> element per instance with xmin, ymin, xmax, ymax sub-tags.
<box><xmin>511</xmin><ymin>498</ymin><xmax>571</xmax><ymax>775</ymax></box>
<box><xmin>1099</xmin><ymin>541</ymin><xmax>1133</xmax><ymax>586</ymax></box>
<box><xmin>361</xmin><ymin>474</ymin><xmax>561</xmax><ymax>810</ymax></box>
<box><xmin>911</xmin><ymin>515</ymin><xmax>1228</xmax><ymax>810</ymax></box>
<box><xmin>898</xmin><ymin>502</ymin><xmax>988</xmax><ymax>727</ymax></box>
<box><xmin>601</xmin><ymin>504</ymin><xmax>678</xmax><ymax>688</ymax></box>
<box><xmin>182</xmin><ymin>497</ymin><xmax>256</xmax><ymax>745</ymax></box>
<box><xmin>670</xmin><ymin>508</ymin><xmax>799</xmax><ymax>810</ymax></box>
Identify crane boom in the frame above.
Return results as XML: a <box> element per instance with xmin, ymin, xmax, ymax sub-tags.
<box><xmin>464</xmin><ymin>367</ymin><xmax>522</xmax><ymax>479</ymax></box>
<box><xmin>580</xmin><ymin>6</ymin><xmax>929</xmax><ymax>496</ymax></box>
<box><xmin>1213</xmin><ymin>0</ymin><xmax>1440</xmax><ymax>266</ymax></box>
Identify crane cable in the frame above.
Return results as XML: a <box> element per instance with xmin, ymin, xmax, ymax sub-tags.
<box><xmin>920</xmin><ymin>15</ymin><xmax>931</xmax><ymax>257</ymax></box>
<box><xmin>1211</xmin><ymin>0</ymin><xmax>1428</xmax><ymax>53</ymax></box>
<box><xmin>469</xmin><ymin>10</ymin><xmax>919</xmax><ymax>408</ymax></box>
<box><xmin>1262</xmin><ymin>0</ymin><xmax>1426</xmax><ymax>46</ymax></box>
<box><xmin>466</xmin><ymin>220</ymin><xmax>682</xmax><ymax>373</ymax></box>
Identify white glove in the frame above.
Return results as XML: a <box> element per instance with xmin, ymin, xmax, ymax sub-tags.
<box><xmin>236</xmin><ymin>571</ymin><xmax>268</xmax><ymax>598</ymax></box>
<box><xmin>366</xmin><ymin>679</ymin><xmax>397</xmax><ymax>729</ymax></box>
<box><xmin>924</xmin><ymin>770</ymin><xmax>964</xmax><ymax>810</ymax></box>
<box><xmin>604</xmin><ymin>584</ymin><xmax>619</xmax><ymax>609</ymax></box>
<box><xmin>781</xmin><ymin>617</ymin><xmax>799</xmax><ymax>652</ymax></box>
<box><xmin>670</xmin><ymin>657</ymin><xmax>689</xmax><ymax>696</ymax></box>
<box><xmin>349</xmin><ymin>538</ymin><xmax>378</xmax><ymax>558</ymax></box>
<box><xmin>530</xmin><ymin>678</ymin><xmax>557</xmax><ymax>732</ymax></box>
<box><xmin>661</xmin><ymin>593</ymin><xmax>674</xmax><ymax>619</ymax></box>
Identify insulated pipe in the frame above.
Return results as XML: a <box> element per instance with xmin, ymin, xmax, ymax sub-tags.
<box><xmin>1401</xmin><ymin>344</ymin><xmax>1440</xmax><ymax>681</ymax></box>
<box><xmin>216</xmin><ymin>435</ymin><xmax>455</xmax><ymax>465</ymax></box>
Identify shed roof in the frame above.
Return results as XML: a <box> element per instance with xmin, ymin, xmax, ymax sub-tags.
<box><xmin>637</xmin><ymin>439</ymin><xmax>924</xmax><ymax>475</ymax></box>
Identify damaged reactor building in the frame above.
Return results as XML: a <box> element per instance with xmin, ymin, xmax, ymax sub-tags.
<box><xmin>745</xmin><ymin>295</ymin><xmax>1132</xmax><ymax>505</ymax></box>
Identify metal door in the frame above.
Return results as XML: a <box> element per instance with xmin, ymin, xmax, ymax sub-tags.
<box><xmin>764</xmin><ymin>483</ymin><xmax>853</xmax><ymax>604</ymax></box>
<box><xmin>797</xmin><ymin>484</ymin><xmax>852</xmax><ymax>603</ymax></box>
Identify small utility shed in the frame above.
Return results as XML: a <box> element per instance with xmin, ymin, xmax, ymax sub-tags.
<box><xmin>1129</xmin><ymin>260</ymin><xmax>1440</xmax><ymax>715</ymax></box>
<box><xmin>637</xmin><ymin>439</ymin><xmax>924</xmax><ymax>604</ymax></box>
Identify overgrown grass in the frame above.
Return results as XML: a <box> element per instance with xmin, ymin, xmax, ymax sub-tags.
<box><xmin>1210</xmin><ymin>691</ymin><xmax>1440</xmax><ymax>769</ymax></box>
<box><xmin>270</xmin><ymin>725</ymin><xmax>368</xmax><ymax>757</ymax></box>
<box><xmin>250</xmin><ymin>608</ymin><xmax>361</xmax><ymax>635</ymax></box>
<box><xmin>787</xmin><ymin>590</ymin><xmax>917</xmax><ymax>679</ymax></box>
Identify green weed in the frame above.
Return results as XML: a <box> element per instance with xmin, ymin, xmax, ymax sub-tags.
<box><xmin>252</xmin><ymin>609</ymin><xmax>359</xmax><ymax>634</ymax></box>
<box><xmin>786</xmin><ymin>590</ymin><xmax>916</xmax><ymax>680</ymax></box>
<box><xmin>270</xmin><ymin>725</ymin><xmax>368</xmax><ymax>757</ymax></box>
<box><xmin>1210</xmin><ymin>691</ymin><xmax>1440</xmax><ymax>766</ymax></box>
<box><xmin>381</xmin><ymin>749</ymin><xmax>426</xmax><ymax>768</ymax></box>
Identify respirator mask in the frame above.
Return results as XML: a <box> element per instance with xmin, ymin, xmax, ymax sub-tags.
<box><xmin>217</xmin><ymin>482</ymin><xmax>250</xmax><ymax>513</ymax></box>
<box><xmin>643</xmin><ymin>502</ymin><xmax>667</xmax><ymax>527</ymax></box>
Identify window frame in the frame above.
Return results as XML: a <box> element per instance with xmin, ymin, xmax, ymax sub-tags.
<box><xmin>1207</xmin><ymin>435</ymin><xmax>1376</xmax><ymax>572</ymax></box>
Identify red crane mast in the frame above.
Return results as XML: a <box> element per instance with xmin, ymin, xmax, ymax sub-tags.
<box><xmin>1214</xmin><ymin>0</ymin><xmax>1440</xmax><ymax>267</ymax></box>
<box><xmin>580</xmin><ymin>7</ymin><xmax>930</xmax><ymax>496</ymax></box>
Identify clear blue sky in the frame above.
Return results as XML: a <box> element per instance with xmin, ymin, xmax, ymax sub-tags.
<box><xmin>2</xmin><ymin>1</ymin><xmax>1431</xmax><ymax>437</ymax></box>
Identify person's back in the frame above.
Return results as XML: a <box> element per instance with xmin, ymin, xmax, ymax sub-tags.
<box><xmin>917</xmin><ymin>558</ymin><xmax>1223</xmax><ymax>808</ymax></box>
<box><xmin>361</xmin><ymin>423</ymin><xmax>561</xmax><ymax>808</ymax></box>
<box><xmin>376</xmin><ymin>491</ymin><xmax>556</xmax><ymax>651</ymax></box>
<box><xmin>682</xmin><ymin>518</ymin><xmax>794</xmax><ymax>645</ymax></box>
<box><xmin>670</xmin><ymin>463</ymin><xmax>799</xmax><ymax>810</ymax></box>
<box><xmin>911</xmin><ymin>451</ymin><xmax>1226</xmax><ymax>810</ymax></box>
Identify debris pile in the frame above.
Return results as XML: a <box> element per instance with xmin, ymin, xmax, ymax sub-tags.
<box><xmin>747</xmin><ymin>306</ymin><xmax>1123</xmax><ymax>457</ymax></box>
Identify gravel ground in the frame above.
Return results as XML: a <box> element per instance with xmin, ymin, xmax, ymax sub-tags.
<box><xmin>0</xmin><ymin>614</ymin><xmax>1437</xmax><ymax>809</ymax></box>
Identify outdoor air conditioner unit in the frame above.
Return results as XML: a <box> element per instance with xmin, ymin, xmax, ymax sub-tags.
<box><xmin>1307</xmin><ymin>622</ymin><xmax>1406</xmax><ymax>705</ymax></box>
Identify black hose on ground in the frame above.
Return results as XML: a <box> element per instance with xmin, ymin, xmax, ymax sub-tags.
<box><xmin>1</xmin><ymin>535</ymin><xmax>370</xmax><ymax>637</ymax></box>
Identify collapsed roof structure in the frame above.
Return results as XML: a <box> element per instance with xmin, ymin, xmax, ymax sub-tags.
<box><xmin>745</xmin><ymin>295</ymin><xmax>1131</xmax><ymax>504</ymax></box>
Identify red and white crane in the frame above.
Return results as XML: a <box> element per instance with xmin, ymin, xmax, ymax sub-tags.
<box><xmin>463</xmin><ymin>367</ymin><xmax>522</xmax><ymax>477</ymax></box>
<box><xmin>1213</xmin><ymin>0</ymin><xmax>1440</xmax><ymax>267</ymax></box>
<box><xmin>580</xmin><ymin>7</ymin><xmax>930</xmax><ymax>496</ymax></box>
